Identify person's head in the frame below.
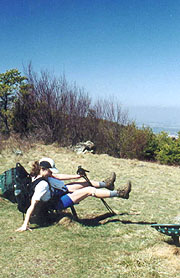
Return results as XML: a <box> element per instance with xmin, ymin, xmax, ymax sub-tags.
<box><xmin>30</xmin><ymin>157</ymin><xmax>59</xmax><ymax>177</ymax></box>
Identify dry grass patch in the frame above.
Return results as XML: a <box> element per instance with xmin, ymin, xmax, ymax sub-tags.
<box><xmin>1</xmin><ymin>141</ymin><xmax>180</xmax><ymax>277</ymax></box>
<box><xmin>141</xmin><ymin>244</ymin><xmax>180</xmax><ymax>276</ymax></box>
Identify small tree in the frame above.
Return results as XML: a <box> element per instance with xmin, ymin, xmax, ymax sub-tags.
<box><xmin>0</xmin><ymin>69</ymin><xmax>27</xmax><ymax>134</ymax></box>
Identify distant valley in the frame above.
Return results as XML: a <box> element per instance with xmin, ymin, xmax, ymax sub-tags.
<box><xmin>127</xmin><ymin>106</ymin><xmax>180</xmax><ymax>136</ymax></box>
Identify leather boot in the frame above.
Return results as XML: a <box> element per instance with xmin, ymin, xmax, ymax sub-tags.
<box><xmin>103</xmin><ymin>172</ymin><xmax>116</xmax><ymax>190</ymax></box>
<box><xmin>117</xmin><ymin>181</ymin><xmax>132</xmax><ymax>199</ymax></box>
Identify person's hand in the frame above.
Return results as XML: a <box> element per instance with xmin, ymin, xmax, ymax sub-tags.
<box><xmin>15</xmin><ymin>224</ymin><xmax>32</xmax><ymax>232</ymax></box>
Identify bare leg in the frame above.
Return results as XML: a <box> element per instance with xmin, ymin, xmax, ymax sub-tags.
<box><xmin>66</xmin><ymin>180</ymin><xmax>101</xmax><ymax>192</ymax></box>
<box><xmin>68</xmin><ymin>186</ymin><xmax>111</xmax><ymax>204</ymax></box>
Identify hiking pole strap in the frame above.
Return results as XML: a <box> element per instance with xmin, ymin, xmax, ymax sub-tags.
<box><xmin>77</xmin><ymin>166</ymin><xmax>92</xmax><ymax>186</ymax></box>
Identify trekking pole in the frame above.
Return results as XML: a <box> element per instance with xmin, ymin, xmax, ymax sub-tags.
<box><xmin>77</xmin><ymin>166</ymin><xmax>116</xmax><ymax>215</ymax></box>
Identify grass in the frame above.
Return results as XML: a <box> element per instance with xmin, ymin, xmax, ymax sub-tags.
<box><xmin>1</xmin><ymin>142</ymin><xmax>180</xmax><ymax>277</ymax></box>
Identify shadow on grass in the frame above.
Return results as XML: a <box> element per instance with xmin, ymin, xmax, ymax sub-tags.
<box><xmin>30</xmin><ymin>210</ymin><xmax>157</xmax><ymax>228</ymax></box>
<box><xmin>165</xmin><ymin>238</ymin><xmax>180</xmax><ymax>247</ymax></box>
<box><xmin>77</xmin><ymin>213</ymin><xmax>157</xmax><ymax>227</ymax></box>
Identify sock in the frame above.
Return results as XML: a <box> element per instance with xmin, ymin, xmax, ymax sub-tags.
<box><xmin>110</xmin><ymin>190</ymin><xmax>118</xmax><ymax>197</ymax></box>
<box><xmin>99</xmin><ymin>181</ymin><xmax>106</xmax><ymax>188</ymax></box>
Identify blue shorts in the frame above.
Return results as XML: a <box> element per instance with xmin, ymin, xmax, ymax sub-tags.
<box><xmin>56</xmin><ymin>194</ymin><xmax>74</xmax><ymax>210</ymax></box>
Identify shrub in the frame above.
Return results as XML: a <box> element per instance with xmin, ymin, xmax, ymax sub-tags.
<box><xmin>155</xmin><ymin>132</ymin><xmax>180</xmax><ymax>165</ymax></box>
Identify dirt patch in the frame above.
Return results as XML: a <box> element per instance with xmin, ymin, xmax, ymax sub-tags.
<box><xmin>58</xmin><ymin>216</ymin><xmax>74</xmax><ymax>227</ymax></box>
<box><xmin>0</xmin><ymin>197</ymin><xmax>7</xmax><ymax>203</ymax></box>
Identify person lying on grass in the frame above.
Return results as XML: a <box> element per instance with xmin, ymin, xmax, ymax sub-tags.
<box><xmin>16</xmin><ymin>157</ymin><xmax>132</xmax><ymax>232</ymax></box>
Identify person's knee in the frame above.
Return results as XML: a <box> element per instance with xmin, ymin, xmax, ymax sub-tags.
<box><xmin>87</xmin><ymin>187</ymin><xmax>97</xmax><ymax>197</ymax></box>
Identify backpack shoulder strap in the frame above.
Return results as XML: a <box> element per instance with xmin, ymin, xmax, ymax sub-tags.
<box><xmin>31</xmin><ymin>177</ymin><xmax>53</xmax><ymax>197</ymax></box>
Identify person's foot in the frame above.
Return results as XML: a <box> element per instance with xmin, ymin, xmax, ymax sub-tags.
<box><xmin>117</xmin><ymin>181</ymin><xmax>132</xmax><ymax>199</ymax></box>
<box><xmin>103</xmin><ymin>172</ymin><xmax>116</xmax><ymax>190</ymax></box>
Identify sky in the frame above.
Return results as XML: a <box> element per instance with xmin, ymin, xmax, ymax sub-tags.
<box><xmin>1</xmin><ymin>0</ymin><xmax>180</xmax><ymax>125</ymax></box>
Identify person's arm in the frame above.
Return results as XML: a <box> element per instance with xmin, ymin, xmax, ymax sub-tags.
<box><xmin>52</xmin><ymin>173</ymin><xmax>82</xmax><ymax>180</ymax></box>
<box><xmin>16</xmin><ymin>199</ymin><xmax>39</xmax><ymax>232</ymax></box>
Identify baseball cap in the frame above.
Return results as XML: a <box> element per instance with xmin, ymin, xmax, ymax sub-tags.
<box><xmin>39</xmin><ymin>157</ymin><xmax>59</xmax><ymax>174</ymax></box>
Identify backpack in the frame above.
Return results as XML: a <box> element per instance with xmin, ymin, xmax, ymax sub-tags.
<box><xmin>0</xmin><ymin>166</ymin><xmax>17</xmax><ymax>203</ymax></box>
<box><xmin>0</xmin><ymin>163</ymin><xmax>32</xmax><ymax>212</ymax></box>
<box><xmin>13</xmin><ymin>163</ymin><xmax>32</xmax><ymax>213</ymax></box>
<box><xmin>0</xmin><ymin>163</ymin><xmax>46</xmax><ymax>213</ymax></box>
<box><xmin>0</xmin><ymin>163</ymin><xmax>78</xmax><ymax>223</ymax></box>
<box><xmin>14</xmin><ymin>164</ymin><xmax>54</xmax><ymax>213</ymax></box>
<box><xmin>0</xmin><ymin>163</ymin><xmax>68</xmax><ymax>215</ymax></box>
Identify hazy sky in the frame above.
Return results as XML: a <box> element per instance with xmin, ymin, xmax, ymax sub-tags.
<box><xmin>1</xmin><ymin>0</ymin><xmax>180</xmax><ymax>108</ymax></box>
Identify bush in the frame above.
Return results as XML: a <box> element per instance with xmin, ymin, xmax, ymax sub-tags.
<box><xmin>116</xmin><ymin>124</ymin><xmax>157</xmax><ymax>160</ymax></box>
<box><xmin>155</xmin><ymin>132</ymin><xmax>180</xmax><ymax>165</ymax></box>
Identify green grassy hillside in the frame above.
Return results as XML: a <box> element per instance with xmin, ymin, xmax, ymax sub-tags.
<box><xmin>1</xmin><ymin>143</ymin><xmax>180</xmax><ymax>278</ymax></box>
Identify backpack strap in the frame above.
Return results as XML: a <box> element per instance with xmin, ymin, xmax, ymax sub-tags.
<box><xmin>31</xmin><ymin>177</ymin><xmax>53</xmax><ymax>197</ymax></box>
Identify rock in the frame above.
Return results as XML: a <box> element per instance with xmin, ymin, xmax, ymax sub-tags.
<box><xmin>13</xmin><ymin>149</ymin><xmax>23</xmax><ymax>156</ymax></box>
<box><xmin>72</xmin><ymin>141</ymin><xmax>95</xmax><ymax>154</ymax></box>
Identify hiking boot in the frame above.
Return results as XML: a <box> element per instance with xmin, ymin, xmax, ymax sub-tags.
<box><xmin>117</xmin><ymin>181</ymin><xmax>132</xmax><ymax>199</ymax></box>
<box><xmin>103</xmin><ymin>172</ymin><xmax>116</xmax><ymax>191</ymax></box>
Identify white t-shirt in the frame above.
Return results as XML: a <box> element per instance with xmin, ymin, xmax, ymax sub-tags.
<box><xmin>31</xmin><ymin>179</ymin><xmax>51</xmax><ymax>202</ymax></box>
<box><xmin>31</xmin><ymin>177</ymin><xmax>66</xmax><ymax>202</ymax></box>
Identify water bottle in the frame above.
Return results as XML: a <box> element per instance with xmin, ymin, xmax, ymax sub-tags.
<box><xmin>14</xmin><ymin>184</ymin><xmax>21</xmax><ymax>196</ymax></box>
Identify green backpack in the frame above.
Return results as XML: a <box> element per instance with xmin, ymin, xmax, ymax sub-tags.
<box><xmin>0</xmin><ymin>163</ymin><xmax>31</xmax><ymax>207</ymax></box>
<box><xmin>0</xmin><ymin>163</ymin><xmax>55</xmax><ymax>215</ymax></box>
<box><xmin>0</xmin><ymin>166</ymin><xmax>17</xmax><ymax>203</ymax></box>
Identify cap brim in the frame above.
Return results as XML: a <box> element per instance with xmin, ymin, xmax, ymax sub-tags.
<box><xmin>49</xmin><ymin>167</ymin><xmax>59</xmax><ymax>174</ymax></box>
